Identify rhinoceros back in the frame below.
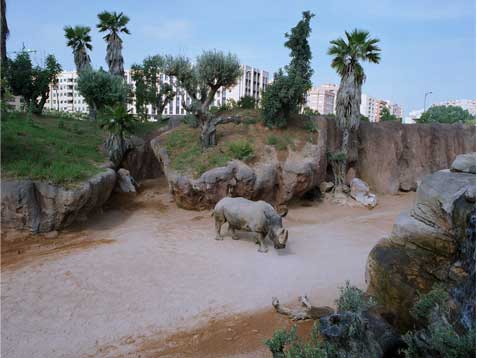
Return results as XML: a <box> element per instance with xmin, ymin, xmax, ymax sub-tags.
<box><xmin>215</xmin><ymin>197</ymin><xmax>275</xmax><ymax>233</ymax></box>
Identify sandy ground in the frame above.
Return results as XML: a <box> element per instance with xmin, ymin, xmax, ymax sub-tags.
<box><xmin>1</xmin><ymin>178</ymin><xmax>415</xmax><ymax>358</ymax></box>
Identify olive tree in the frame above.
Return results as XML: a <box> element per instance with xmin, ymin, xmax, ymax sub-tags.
<box><xmin>165</xmin><ymin>50</ymin><xmax>242</xmax><ymax>147</ymax></box>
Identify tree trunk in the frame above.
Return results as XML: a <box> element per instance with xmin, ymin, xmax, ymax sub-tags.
<box><xmin>200</xmin><ymin>119</ymin><xmax>217</xmax><ymax>147</ymax></box>
<box><xmin>88</xmin><ymin>103</ymin><xmax>97</xmax><ymax>120</ymax></box>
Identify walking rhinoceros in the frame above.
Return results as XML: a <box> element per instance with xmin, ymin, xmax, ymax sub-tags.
<box><xmin>213</xmin><ymin>197</ymin><xmax>289</xmax><ymax>253</ymax></box>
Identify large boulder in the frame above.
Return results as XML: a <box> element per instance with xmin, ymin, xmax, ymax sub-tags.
<box><xmin>1</xmin><ymin>169</ymin><xmax>116</xmax><ymax>233</ymax></box>
<box><xmin>350</xmin><ymin>178</ymin><xmax>377</xmax><ymax>209</ymax></box>
<box><xmin>451</xmin><ymin>152</ymin><xmax>476</xmax><ymax>174</ymax></box>
<box><xmin>366</xmin><ymin>167</ymin><xmax>475</xmax><ymax>331</ymax></box>
<box><xmin>115</xmin><ymin>168</ymin><xmax>138</xmax><ymax>193</ymax></box>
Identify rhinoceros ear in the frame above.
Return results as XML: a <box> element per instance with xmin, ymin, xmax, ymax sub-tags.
<box><xmin>278</xmin><ymin>207</ymin><xmax>288</xmax><ymax>218</ymax></box>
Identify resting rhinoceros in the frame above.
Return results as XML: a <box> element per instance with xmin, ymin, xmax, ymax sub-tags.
<box><xmin>213</xmin><ymin>197</ymin><xmax>288</xmax><ymax>252</ymax></box>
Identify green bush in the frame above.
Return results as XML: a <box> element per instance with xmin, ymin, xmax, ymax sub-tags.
<box><xmin>237</xmin><ymin>95</ymin><xmax>256</xmax><ymax>109</ymax></box>
<box><xmin>265</xmin><ymin>323</ymin><xmax>333</xmax><ymax>358</ymax></box>
<box><xmin>304</xmin><ymin>120</ymin><xmax>318</xmax><ymax>133</ymax></box>
<box><xmin>411</xmin><ymin>284</ymin><xmax>449</xmax><ymax>322</ymax></box>
<box><xmin>335</xmin><ymin>281</ymin><xmax>375</xmax><ymax>313</ymax></box>
<box><xmin>182</xmin><ymin>113</ymin><xmax>199</xmax><ymax>128</ymax></box>
<box><xmin>228</xmin><ymin>140</ymin><xmax>254</xmax><ymax>160</ymax></box>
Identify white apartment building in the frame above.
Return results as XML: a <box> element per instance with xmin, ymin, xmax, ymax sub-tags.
<box><xmin>360</xmin><ymin>94</ymin><xmax>403</xmax><ymax>122</ymax></box>
<box><xmin>305</xmin><ymin>84</ymin><xmax>337</xmax><ymax>115</ymax></box>
<box><xmin>45</xmin><ymin>64</ymin><xmax>269</xmax><ymax>118</ymax></box>
<box><xmin>45</xmin><ymin>71</ymin><xmax>89</xmax><ymax>113</ymax></box>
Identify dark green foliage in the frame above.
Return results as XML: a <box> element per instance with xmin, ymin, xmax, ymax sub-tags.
<box><xmin>336</xmin><ymin>280</ymin><xmax>375</xmax><ymax>313</ymax></box>
<box><xmin>416</xmin><ymin>105</ymin><xmax>475</xmax><ymax>124</ymax></box>
<box><xmin>99</xmin><ymin>104</ymin><xmax>136</xmax><ymax>139</ymax></box>
<box><xmin>182</xmin><ymin>113</ymin><xmax>199</xmax><ymax>128</ymax></box>
<box><xmin>1</xmin><ymin>112</ymin><xmax>106</xmax><ymax>184</ymax></box>
<box><xmin>131</xmin><ymin>55</ymin><xmax>176</xmax><ymax>120</ymax></box>
<box><xmin>410</xmin><ymin>284</ymin><xmax>449</xmax><ymax>322</ymax></box>
<box><xmin>227</xmin><ymin>140</ymin><xmax>254</xmax><ymax>160</ymax></box>
<box><xmin>261</xmin><ymin>11</ymin><xmax>314</xmax><ymax>128</ymax></box>
<box><xmin>6</xmin><ymin>52</ymin><xmax>62</xmax><ymax>115</ymax></box>
<box><xmin>360</xmin><ymin>115</ymin><xmax>369</xmax><ymax>122</ymax></box>
<box><xmin>303</xmin><ymin>107</ymin><xmax>320</xmax><ymax>116</ymax></box>
<box><xmin>403</xmin><ymin>285</ymin><xmax>476</xmax><ymax>358</ymax></box>
<box><xmin>237</xmin><ymin>95</ymin><xmax>256</xmax><ymax>109</ymax></box>
<box><xmin>77</xmin><ymin>68</ymin><xmax>130</xmax><ymax>118</ymax></box>
<box><xmin>63</xmin><ymin>25</ymin><xmax>92</xmax><ymax>73</ymax></box>
<box><xmin>380</xmin><ymin>107</ymin><xmax>400</xmax><ymax>122</ymax></box>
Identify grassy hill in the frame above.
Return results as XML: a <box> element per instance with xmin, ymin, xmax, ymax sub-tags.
<box><xmin>1</xmin><ymin>112</ymin><xmax>165</xmax><ymax>185</ymax></box>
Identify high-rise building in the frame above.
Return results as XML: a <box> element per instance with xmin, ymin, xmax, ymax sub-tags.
<box><xmin>305</xmin><ymin>84</ymin><xmax>337</xmax><ymax>115</ymax></box>
<box><xmin>360</xmin><ymin>94</ymin><xmax>403</xmax><ymax>122</ymax></box>
<box><xmin>45</xmin><ymin>64</ymin><xmax>270</xmax><ymax>118</ymax></box>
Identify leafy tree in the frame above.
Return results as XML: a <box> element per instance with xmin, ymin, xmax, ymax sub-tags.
<box><xmin>416</xmin><ymin>105</ymin><xmax>475</xmax><ymax>124</ymax></box>
<box><xmin>131</xmin><ymin>55</ymin><xmax>176</xmax><ymax>120</ymax></box>
<box><xmin>328</xmin><ymin>29</ymin><xmax>380</xmax><ymax>187</ymax></box>
<box><xmin>380</xmin><ymin>106</ymin><xmax>400</xmax><ymax>122</ymax></box>
<box><xmin>77</xmin><ymin>68</ymin><xmax>130</xmax><ymax>119</ymax></box>
<box><xmin>130</xmin><ymin>64</ymin><xmax>147</xmax><ymax>119</ymax></box>
<box><xmin>97</xmin><ymin>11</ymin><xmax>130</xmax><ymax>76</ymax></box>
<box><xmin>237</xmin><ymin>95</ymin><xmax>256</xmax><ymax>109</ymax></box>
<box><xmin>303</xmin><ymin>107</ymin><xmax>319</xmax><ymax>116</ymax></box>
<box><xmin>261</xmin><ymin>11</ymin><xmax>314</xmax><ymax>128</ymax></box>
<box><xmin>64</xmin><ymin>25</ymin><xmax>93</xmax><ymax>73</ymax></box>
<box><xmin>6</xmin><ymin>52</ymin><xmax>62</xmax><ymax>115</ymax></box>
<box><xmin>165</xmin><ymin>50</ymin><xmax>242</xmax><ymax>147</ymax></box>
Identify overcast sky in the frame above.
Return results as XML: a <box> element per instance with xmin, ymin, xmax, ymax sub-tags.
<box><xmin>6</xmin><ymin>0</ymin><xmax>476</xmax><ymax>116</ymax></box>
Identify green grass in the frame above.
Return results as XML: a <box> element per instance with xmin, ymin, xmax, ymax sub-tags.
<box><xmin>266</xmin><ymin>134</ymin><xmax>296</xmax><ymax>150</ymax></box>
<box><xmin>165</xmin><ymin>126</ymin><xmax>255</xmax><ymax>177</ymax></box>
<box><xmin>1</xmin><ymin>112</ymin><xmax>108</xmax><ymax>185</ymax></box>
<box><xmin>130</xmin><ymin>119</ymin><xmax>168</xmax><ymax>137</ymax></box>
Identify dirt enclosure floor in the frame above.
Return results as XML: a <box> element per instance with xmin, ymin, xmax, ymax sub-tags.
<box><xmin>1</xmin><ymin>178</ymin><xmax>415</xmax><ymax>358</ymax></box>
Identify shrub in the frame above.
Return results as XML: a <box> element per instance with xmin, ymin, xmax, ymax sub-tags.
<box><xmin>411</xmin><ymin>284</ymin><xmax>449</xmax><ymax>322</ymax></box>
<box><xmin>228</xmin><ymin>140</ymin><xmax>254</xmax><ymax>160</ymax></box>
<box><xmin>237</xmin><ymin>95</ymin><xmax>256</xmax><ymax>109</ymax></box>
<box><xmin>304</xmin><ymin>120</ymin><xmax>318</xmax><ymax>133</ymax></box>
<box><xmin>267</xmin><ymin>135</ymin><xmax>295</xmax><ymax>151</ymax></box>
<box><xmin>182</xmin><ymin>113</ymin><xmax>199</xmax><ymax>128</ymax></box>
<box><xmin>336</xmin><ymin>281</ymin><xmax>375</xmax><ymax>313</ymax></box>
<box><xmin>265</xmin><ymin>323</ymin><xmax>332</xmax><ymax>358</ymax></box>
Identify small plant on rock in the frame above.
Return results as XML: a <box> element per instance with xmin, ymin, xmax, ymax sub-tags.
<box><xmin>336</xmin><ymin>280</ymin><xmax>375</xmax><ymax>313</ymax></box>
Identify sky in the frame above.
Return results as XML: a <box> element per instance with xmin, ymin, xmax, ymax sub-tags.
<box><xmin>6</xmin><ymin>0</ymin><xmax>476</xmax><ymax>116</ymax></box>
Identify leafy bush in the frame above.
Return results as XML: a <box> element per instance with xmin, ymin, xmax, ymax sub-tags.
<box><xmin>327</xmin><ymin>151</ymin><xmax>347</xmax><ymax>162</ymax></box>
<box><xmin>403</xmin><ymin>285</ymin><xmax>476</xmax><ymax>358</ymax></box>
<box><xmin>228</xmin><ymin>140</ymin><xmax>254</xmax><ymax>160</ymax></box>
<box><xmin>265</xmin><ymin>323</ymin><xmax>333</xmax><ymax>358</ymax></box>
<box><xmin>303</xmin><ymin>107</ymin><xmax>320</xmax><ymax>116</ymax></box>
<box><xmin>336</xmin><ymin>281</ymin><xmax>375</xmax><ymax>313</ymax></box>
<box><xmin>182</xmin><ymin>113</ymin><xmax>199</xmax><ymax>128</ymax></box>
<box><xmin>237</xmin><ymin>95</ymin><xmax>256</xmax><ymax>109</ymax></box>
<box><xmin>411</xmin><ymin>284</ymin><xmax>449</xmax><ymax>322</ymax></box>
<box><xmin>304</xmin><ymin>120</ymin><xmax>318</xmax><ymax>133</ymax></box>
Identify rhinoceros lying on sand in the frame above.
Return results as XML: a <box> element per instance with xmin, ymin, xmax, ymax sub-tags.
<box><xmin>213</xmin><ymin>197</ymin><xmax>288</xmax><ymax>252</ymax></box>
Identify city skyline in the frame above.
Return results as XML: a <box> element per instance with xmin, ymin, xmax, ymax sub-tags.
<box><xmin>6</xmin><ymin>0</ymin><xmax>476</xmax><ymax>117</ymax></box>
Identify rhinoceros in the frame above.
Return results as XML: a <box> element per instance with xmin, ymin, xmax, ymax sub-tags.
<box><xmin>213</xmin><ymin>197</ymin><xmax>289</xmax><ymax>252</ymax></box>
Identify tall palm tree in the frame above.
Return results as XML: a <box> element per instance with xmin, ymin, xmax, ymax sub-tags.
<box><xmin>96</xmin><ymin>11</ymin><xmax>130</xmax><ymax>77</ymax></box>
<box><xmin>64</xmin><ymin>25</ymin><xmax>93</xmax><ymax>73</ymax></box>
<box><xmin>1</xmin><ymin>0</ymin><xmax>8</xmax><ymax>65</ymax></box>
<box><xmin>328</xmin><ymin>29</ymin><xmax>381</xmax><ymax>187</ymax></box>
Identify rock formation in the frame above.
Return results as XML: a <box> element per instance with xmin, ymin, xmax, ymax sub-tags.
<box><xmin>1</xmin><ymin>169</ymin><xmax>116</xmax><ymax>233</ymax></box>
<box><xmin>151</xmin><ymin>127</ymin><xmax>328</xmax><ymax>209</ymax></box>
<box><xmin>366</xmin><ymin>153</ymin><xmax>476</xmax><ymax>331</ymax></box>
<box><xmin>350</xmin><ymin>178</ymin><xmax>377</xmax><ymax>208</ymax></box>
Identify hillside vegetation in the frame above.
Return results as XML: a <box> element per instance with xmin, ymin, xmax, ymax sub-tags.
<box><xmin>161</xmin><ymin>109</ymin><xmax>319</xmax><ymax>178</ymax></box>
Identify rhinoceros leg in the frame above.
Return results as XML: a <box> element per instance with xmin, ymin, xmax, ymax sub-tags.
<box><xmin>214</xmin><ymin>215</ymin><xmax>225</xmax><ymax>240</ymax></box>
<box><xmin>230</xmin><ymin>227</ymin><xmax>240</xmax><ymax>240</ymax></box>
<box><xmin>256</xmin><ymin>233</ymin><xmax>268</xmax><ymax>253</ymax></box>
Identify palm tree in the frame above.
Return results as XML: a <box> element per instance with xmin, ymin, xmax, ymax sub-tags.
<box><xmin>1</xmin><ymin>0</ymin><xmax>9</xmax><ymax>65</ymax></box>
<box><xmin>64</xmin><ymin>25</ymin><xmax>93</xmax><ymax>73</ymax></box>
<box><xmin>96</xmin><ymin>11</ymin><xmax>130</xmax><ymax>77</ymax></box>
<box><xmin>328</xmin><ymin>29</ymin><xmax>381</xmax><ymax>187</ymax></box>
